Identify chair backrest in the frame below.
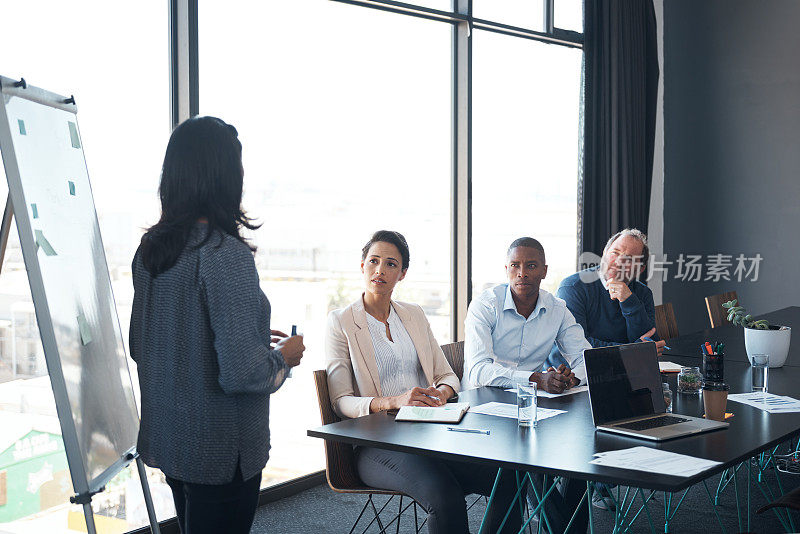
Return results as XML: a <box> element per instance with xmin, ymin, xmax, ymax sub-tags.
<box><xmin>313</xmin><ymin>369</ymin><xmax>363</xmax><ymax>491</ymax></box>
<box><xmin>757</xmin><ymin>485</ymin><xmax>800</xmax><ymax>514</ymax></box>
<box><xmin>440</xmin><ymin>341</ymin><xmax>465</xmax><ymax>381</ymax></box>
<box><xmin>705</xmin><ymin>291</ymin><xmax>739</xmax><ymax>329</ymax></box>
<box><xmin>654</xmin><ymin>302</ymin><xmax>680</xmax><ymax>340</ymax></box>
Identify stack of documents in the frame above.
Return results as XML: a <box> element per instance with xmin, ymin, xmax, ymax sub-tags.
<box><xmin>470</xmin><ymin>402</ymin><xmax>566</xmax><ymax>421</ymax></box>
<box><xmin>728</xmin><ymin>392</ymin><xmax>800</xmax><ymax>413</ymax></box>
<box><xmin>590</xmin><ymin>447</ymin><xmax>721</xmax><ymax>477</ymax></box>
<box><xmin>395</xmin><ymin>402</ymin><xmax>470</xmax><ymax>423</ymax></box>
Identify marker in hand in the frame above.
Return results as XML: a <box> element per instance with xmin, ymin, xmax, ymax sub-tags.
<box><xmin>642</xmin><ymin>336</ymin><xmax>671</xmax><ymax>351</ymax></box>
<box><xmin>287</xmin><ymin>324</ymin><xmax>299</xmax><ymax>377</ymax></box>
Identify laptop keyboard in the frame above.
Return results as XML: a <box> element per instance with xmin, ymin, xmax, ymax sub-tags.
<box><xmin>615</xmin><ymin>415</ymin><xmax>690</xmax><ymax>431</ymax></box>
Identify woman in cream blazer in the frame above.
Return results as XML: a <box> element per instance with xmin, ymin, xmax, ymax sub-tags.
<box><xmin>324</xmin><ymin>230</ymin><xmax>519</xmax><ymax>534</ymax></box>
<box><xmin>326</xmin><ymin>295</ymin><xmax>460</xmax><ymax>418</ymax></box>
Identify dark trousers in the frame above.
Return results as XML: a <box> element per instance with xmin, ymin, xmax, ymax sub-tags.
<box><xmin>356</xmin><ymin>446</ymin><xmax>523</xmax><ymax>534</ymax></box>
<box><xmin>165</xmin><ymin>463</ymin><xmax>262</xmax><ymax>534</ymax></box>
<box><xmin>528</xmin><ymin>474</ymin><xmax>589</xmax><ymax>534</ymax></box>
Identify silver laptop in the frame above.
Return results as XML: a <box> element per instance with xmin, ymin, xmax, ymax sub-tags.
<box><xmin>585</xmin><ymin>342</ymin><xmax>728</xmax><ymax>441</ymax></box>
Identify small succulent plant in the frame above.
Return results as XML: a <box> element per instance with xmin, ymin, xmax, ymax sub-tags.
<box><xmin>722</xmin><ymin>300</ymin><xmax>770</xmax><ymax>329</ymax></box>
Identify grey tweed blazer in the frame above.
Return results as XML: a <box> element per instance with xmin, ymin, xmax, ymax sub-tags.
<box><xmin>130</xmin><ymin>224</ymin><xmax>288</xmax><ymax>484</ymax></box>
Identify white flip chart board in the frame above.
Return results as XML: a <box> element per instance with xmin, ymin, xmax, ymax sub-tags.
<box><xmin>0</xmin><ymin>76</ymin><xmax>139</xmax><ymax>497</ymax></box>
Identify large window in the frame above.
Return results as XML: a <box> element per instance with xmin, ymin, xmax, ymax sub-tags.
<box><xmin>1</xmin><ymin>1</ymin><xmax>583</xmax><ymax>531</ymax></box>
<box><xmin>472</xmin><ymin>31</ymin><xmax>583</xmax><ymax>296</ymax></box>
<box><xmin>198</xmin><ymin>0</ymin><xmax>452</xmax><ymax>489</ymax></box>
<box><xmin>474</xmin><ymin>0</ymin><xmax>545</xmax><ymax>30</ymax></box>
<box><xmin>0</xmin><ymin>2</ymin><xmax>172</xmax><ymax>532</ymax></box>
<box><xmin>556</xmin><ymin>0</ymin><xmax>584</xmax><ymax>33</ymax></box>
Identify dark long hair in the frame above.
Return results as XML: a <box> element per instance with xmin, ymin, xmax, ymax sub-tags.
<box><xmin>140</xmin><ymin>116</ymin><xmax>260</xmax><ymax>275</ymax></box>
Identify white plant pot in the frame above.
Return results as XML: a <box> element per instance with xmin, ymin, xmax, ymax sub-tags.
<box><xmin>744</xmin><ymin>326</ymin><xmax>791</xmax><ymax>368</ymax></box>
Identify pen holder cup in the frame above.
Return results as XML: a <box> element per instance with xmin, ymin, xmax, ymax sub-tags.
<box><xmin>703</xmin><ymin>352</ymin><xmax>724</xmax><ymax>383</ymax></box>
<box><xmin>702</xmin><ymin>382</ymin><xmax>730</xmax><ymax>422</ymax></box>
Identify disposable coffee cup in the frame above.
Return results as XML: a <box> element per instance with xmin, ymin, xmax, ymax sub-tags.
<box><xmin>702</xmin><ymin>381</ymin><xmax>730</xmax><ymax>422</ymax></box>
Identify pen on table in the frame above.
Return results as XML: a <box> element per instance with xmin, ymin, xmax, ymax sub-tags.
<box><xmin>447</xmin><ymin>427</ymin><xmax>490</xmax><ymax>435</ymax></box>
<box><xmin>642</xmin><ymin>336</ymin><xmax>671</xmax><ymax>351</ymax></box>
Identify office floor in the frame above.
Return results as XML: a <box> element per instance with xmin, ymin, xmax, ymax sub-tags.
<box><xmin>252</xmin><ymin>467</ymin><xmax>800</xmax><ymax>533</ymax></box>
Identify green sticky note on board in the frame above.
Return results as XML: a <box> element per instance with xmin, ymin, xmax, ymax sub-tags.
<box><xmin>31</xmin><ymin>204</ymin><xmax>38</xmax><ymax>219</ymax></box>
<box><xmin>68</xmin><ymin>181</ymin><xmax>76</xmax><ymax>195</ymax></box>
<box><xmin>34</xmin><ymin>229</ymin><xmax>57</xmax><ymax>256</ymax></box>
<box><xmin>77</xmin><ymin>313</ymin><xmax>93</xmax><ymax>346</ymax></box>
<box><xmin>68</xmin><ymin>121</ymin><xmax>81</xmax><ymax>148</ymax></box>
<box><xmin>18</xmin><ymin>119</ymin><xmax>26</xmax><ymax>135</ymax></box>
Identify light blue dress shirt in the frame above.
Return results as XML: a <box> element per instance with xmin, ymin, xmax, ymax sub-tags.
<box><xmin>463</xmin><ymin>284</ymin><xmax>591</xmax><ymax>389</ymax></box>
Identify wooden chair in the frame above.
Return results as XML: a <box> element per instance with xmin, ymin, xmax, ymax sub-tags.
<box><xmin>654</xmin><ymin>303</ymin><xmax>680</xmax><ymax>340</ymax></box>
<box><xmin>440</xmin><ymin>341</ymin><xmax>465</xmax><ymax>381</ymax></box>
<box><xmin>313</xmin><ymin>370</ymin><xmax>422</xmax><ymax>534</ymax></box>
<box><xmin>705</xmin><ymin>291</ymin><xmax>739</xmax><ymax>328</ymax></box>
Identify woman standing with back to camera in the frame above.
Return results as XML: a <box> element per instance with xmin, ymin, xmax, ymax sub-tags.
<box><xmin>129</xmin><ymin>116</ymin><xmax>305</xmax><ymax>533</ymax></box>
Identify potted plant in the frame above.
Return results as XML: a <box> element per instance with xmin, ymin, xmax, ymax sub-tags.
<box><xmin>723</xmin><ymin>300</ymin><xmax>791</xmax><ymax>368</ymax></box>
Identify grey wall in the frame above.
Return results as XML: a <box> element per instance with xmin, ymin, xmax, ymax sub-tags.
<box><xmin>663</xmin><ymin>0</ymin><xmax>800</xmax><ymax>334</ymax></box>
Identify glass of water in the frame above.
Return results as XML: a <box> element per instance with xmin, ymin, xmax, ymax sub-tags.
<box><xmin>517</xmin><ymin>381</ymin><xmax>538</xmax><ymax>427</ymax></box>
<box><xmin>662</xmin><ymin>382</ymin><xmax>673</xmax><ymax>413</ymax></box>
<box><xmin>751</xmin><ymin>354</ymin><xmax>769</xmax><ymax>393</ymax></box>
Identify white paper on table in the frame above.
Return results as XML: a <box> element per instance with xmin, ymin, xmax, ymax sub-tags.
<box><xmin>470</xmin><ymin>402</ymin><xmax>566</xmax><ymax>421</ymax></box>
<box><xmin>658</xmin><ymin>361</ymin><xmax>683</xmax><ymax>373</ymax></box>
<box><xmin>727</xmin><ymin>392</ymin><xmax>800</xmax><ymax>414</ymax></box>
<box><xmin>589</xmin><ymin>447</ymin><xmax>721</xmax><ymax>477</ymax></box>
<box><xmin>538</xmin><ymin>385</ymin><xmax>589</xmax><ymax>398</ymax></box>
<box><xmin>504</xmin><ymin>385</ymin><xmax>589</xmax><ymax>398</ymax></box>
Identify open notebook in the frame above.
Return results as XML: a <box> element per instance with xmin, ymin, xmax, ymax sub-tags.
<box><xmin>658</xmin><ymin>361</ymin><xmax>683</xmax><ymax>373</ymax></box>
<box><xmin>395</xmin><ymin>402</ymin><xmax>470</xmax><ymax>423</ymax></box>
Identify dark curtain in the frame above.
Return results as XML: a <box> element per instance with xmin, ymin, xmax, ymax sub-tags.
<box><xmin>580</xmin><ymin>0</ymin><xmax>660</xmax><ymax>257</ymax></box>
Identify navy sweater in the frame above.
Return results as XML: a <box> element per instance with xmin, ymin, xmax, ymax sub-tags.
<box><xmin>555</xmin><ymin>266</ymin><xmax>657</xmax><ymax>348</ymax></box>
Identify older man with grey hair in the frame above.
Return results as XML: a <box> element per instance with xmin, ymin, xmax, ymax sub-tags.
<box><xmin>554</xmin><ymin>228</ymin><xmax>664</xmax><ymax>352</ymax></box>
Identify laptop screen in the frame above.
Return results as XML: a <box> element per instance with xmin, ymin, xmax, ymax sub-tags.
<box><xmin>585</xmin><ymin>342</ymin><xmax>664</xmax><ymax>425</ymax></box>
